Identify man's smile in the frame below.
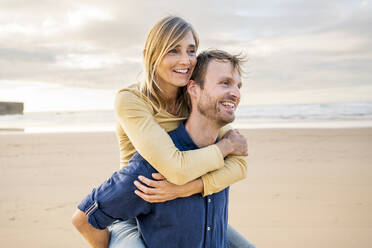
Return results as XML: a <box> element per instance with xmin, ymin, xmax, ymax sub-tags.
<box><xmin>219</xmin><ymin>98</ymin><xmax>238</xmax><ymax>113</ymax></box>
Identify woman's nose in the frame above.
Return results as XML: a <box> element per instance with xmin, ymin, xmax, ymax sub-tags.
<box><xmin>179</xmin><ymin>51</ymin><xmax>191</xmax><ymax>65</ymax></box>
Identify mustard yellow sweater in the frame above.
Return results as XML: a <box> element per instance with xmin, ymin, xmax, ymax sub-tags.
<box><xmin>115</xmin><ymin>84</ymin><xmax>247</xmax><ymax>196</ymax></box>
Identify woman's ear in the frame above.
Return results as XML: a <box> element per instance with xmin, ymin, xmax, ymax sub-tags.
<box><xmin>142</xmin><ymin>49</ymin><xmax>146</xmax><ymax>58</ymax></box>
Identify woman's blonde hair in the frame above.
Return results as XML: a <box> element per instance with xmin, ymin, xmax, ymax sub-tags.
<box><xmin>141</xmin><ymin>16</ymin><xmax>199</xmax><ymax>115</ymax></box>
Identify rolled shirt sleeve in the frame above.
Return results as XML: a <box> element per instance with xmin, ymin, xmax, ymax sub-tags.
<box><xmin>78</xmin><ymin>161</ymin><xmax>152</xmax><ymax>229</ymax></box>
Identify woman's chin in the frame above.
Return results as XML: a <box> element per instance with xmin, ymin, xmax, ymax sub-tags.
<box><xmin>172</xmin><ymin>79</ymin><xmax>189</xmax><ymax>88</ymax></box>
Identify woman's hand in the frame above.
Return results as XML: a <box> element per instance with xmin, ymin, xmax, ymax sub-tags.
<box><xmin>134</xmin><ymin>173</ymin><xmax>203</xmax><ymax>203</ymax></box>
<box><xmin>216</xmin><ymin>129</ymin><xmax>248</xmax><ymax>157</ymax></box>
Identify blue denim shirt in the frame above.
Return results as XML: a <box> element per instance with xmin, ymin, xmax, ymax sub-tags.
<box><xmin>78</xmin><ymin>122</ymin><xmax>229</xmax><ymax>248</ymax></box>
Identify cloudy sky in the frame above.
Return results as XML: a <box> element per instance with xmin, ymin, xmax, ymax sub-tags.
<box><xmin>0</xmin><ymin>0</ymin><xmax>371</xmax><ymax>111</ymax></box>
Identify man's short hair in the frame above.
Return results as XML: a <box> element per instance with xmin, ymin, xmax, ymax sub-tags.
<box><xmin>190</xmin><ymin>49</ymin><xmax>245</xmax><ymax>88</ymax></box>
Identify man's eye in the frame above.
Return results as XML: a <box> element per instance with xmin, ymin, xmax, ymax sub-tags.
<box><xmin>168</xmin><ymin>49</ymin><xmax>177</xmax><ymax>54</ymax></box>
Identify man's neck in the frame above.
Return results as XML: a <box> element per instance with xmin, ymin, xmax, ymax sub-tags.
<box><xmin>184</xmin><ymin>111</ymin><xmax>221</xmax><ymax>148</ymax></box>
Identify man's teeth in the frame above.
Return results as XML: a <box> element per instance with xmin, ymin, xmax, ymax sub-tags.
<box><xmin>174</xmin><ymin>69</ymin><xmax>188</xmax><ymax>73</ymax></box>
<box><xmin>221</xmin><ymin>102</ymin><xmax>235</xmax><ymax>108</ymax></box>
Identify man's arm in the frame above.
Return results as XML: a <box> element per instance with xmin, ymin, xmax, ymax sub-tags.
<box><xmin>72</xmin><ymin>163</ymin><xmax>152</xmax><ymax>247</ymax></box>
<box><xmin>78</xmin><ymin>168</ymin><xmax>152</xmax><ymax>229</ymax></box>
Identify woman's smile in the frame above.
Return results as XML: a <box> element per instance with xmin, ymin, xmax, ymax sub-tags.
<box><xmin>156</xmin><ymin>31</ymin><xmax>197</xmax><ymax>92</ymax></box>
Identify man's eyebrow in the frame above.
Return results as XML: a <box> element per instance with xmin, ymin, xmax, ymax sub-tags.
<box><xmin>220</xmin><ymin>76</ymin><xmax>235</xmax><ymax>82</ymax></box>
<box><xmin>220</xmin><ymin>76</ymin><xmax>242</xmax><ymax>88</ymax></box>
<box><xmin>219</xmin><ymin>76</ymin><xmax>232</xmax><ymax>81</ymax></box>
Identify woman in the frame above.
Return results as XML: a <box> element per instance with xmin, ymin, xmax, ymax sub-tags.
<box><xmin>73</xmin><ymin>16</ymin><xmax>254</xmax><ymax>248</ymax></box>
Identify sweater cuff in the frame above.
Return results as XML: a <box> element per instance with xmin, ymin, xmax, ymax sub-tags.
<box><xmin>201</xmin><ymin>173</ymin><xmax>213</xmax><ymax>197</ymax></box>
<box><xmin>201</xmin><ymin>145</ymin><xmax>224</xmax><ymax>196</ymax></box>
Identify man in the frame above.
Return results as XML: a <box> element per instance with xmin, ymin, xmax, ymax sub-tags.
<box><xmin>73</xmin><ymin>50</ymin><xmax>247</xmax><ymax>247</ymax></box>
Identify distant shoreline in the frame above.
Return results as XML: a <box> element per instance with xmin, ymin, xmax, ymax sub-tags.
<box><xmin>1</xmin><ymin>101</ymin><xmax>371</xmax><ymax>133</ymax></box>
<box><xmin>1</xmin><ymin>123</ymin><xmax>372</xmax><ymax>134</ymax></box>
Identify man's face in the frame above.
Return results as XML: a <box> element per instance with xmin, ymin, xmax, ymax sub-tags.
<box><xmin>196</xmin><ymin>59</ymin><xmax>241</xmax><ymax>127</ymax></box>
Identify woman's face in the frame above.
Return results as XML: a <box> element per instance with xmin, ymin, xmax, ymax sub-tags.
<box><xmin>156</xmin><ymin>31</ymin><xmax>197</xmax><ymax>95</ymax></box>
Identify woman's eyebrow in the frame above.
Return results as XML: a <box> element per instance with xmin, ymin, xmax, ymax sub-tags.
<box><xmin>173</xmin><ymin>44</ymin><xmax>196</xmax><ymax>48</ymax></box>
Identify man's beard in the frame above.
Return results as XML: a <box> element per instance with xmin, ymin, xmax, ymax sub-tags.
<box><xmin>196</xmin><ymin>92</ymin><xmax>235</xmax><ymax>127</ymax></box>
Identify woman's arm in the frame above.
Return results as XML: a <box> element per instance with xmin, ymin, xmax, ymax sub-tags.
<box><xmin>135</xmin><ymin>128</ymin><xmax>247</xmax><ymax>202</ymax></box>
<box><xmin>202</xmin><ymin>125</ymin><xmax>248</xmax><ymax>196</ymax></box>
<box><xmin>116</xmin><ymin>89</ymin><xmax>226</xmax><ymax>185</ymax></box>
<box><xmin>202</xmin><ymin>155</ymin><xmax>247</xmax><ymax>196</ymax></box>
<box><xmin>116</xmin><ymin>89</ymin><xmax>247</xmax><ymax>191</ymax></box>
<box><xmin>133</xmin><ymin>173</ymin><xmax>204</xmax><ymax>203</ymax></box>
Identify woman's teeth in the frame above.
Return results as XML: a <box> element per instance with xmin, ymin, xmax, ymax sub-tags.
<box><xmin>174</xmin><ymin>69</ymin><xmax>188</xmax><ymax>74</ymax></box>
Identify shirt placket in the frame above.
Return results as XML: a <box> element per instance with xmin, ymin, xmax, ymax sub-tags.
<box><xmin>205</xmin><ymin>194</ymin><xmax>214</xmax><ymax>247</ymax></box>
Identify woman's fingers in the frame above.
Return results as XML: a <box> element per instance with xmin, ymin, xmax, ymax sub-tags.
<box><xmin>135</xmin><ymin>190</ymin><xmax>157</xmax><ymax>202</ymax></box>
<box><xmin>152</xmin><ymin>173</ymin><xmax>165</xmax><ymax>180</ymax></box>
<box><xmin>134</xmin><ymin>174</ymin><xmax>178</xmax><ymax>203</ymax></box>
<box><xmin>134</xmin><ymin>180</ymin><xmax>158</xmax><ymax>195</ymax></box>
<box><xmin>138</xmin><ymin>175</ymin><xmax>161</xmax><ymax>187</ymax></box>
<box><xmin>134</xmin><ymin>190</ymin><xmax>166</xmax><ymax>203</ymax></box>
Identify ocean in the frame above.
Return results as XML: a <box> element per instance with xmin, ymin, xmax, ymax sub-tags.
<box><xmin>1</xmin><ymin>101</ymin><xmax>372</xmax><ymax>133</ymax></box>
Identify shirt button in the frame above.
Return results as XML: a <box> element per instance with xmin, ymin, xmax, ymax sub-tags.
<box><xmin>208</xmin><ymin>198</ymin><xmax>211</xmax><ymax>203</ymax></box>
<box><xmin>207</xmin><ymin>226</ymin><xmax>211</xmax><ymax>231</ymax></box>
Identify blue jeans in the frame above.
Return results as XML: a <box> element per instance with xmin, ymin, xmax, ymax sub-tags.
<box><xmin>108</xmin><ymin>219</ymin><xmax>256</xmax><ymax>248</ymax></box>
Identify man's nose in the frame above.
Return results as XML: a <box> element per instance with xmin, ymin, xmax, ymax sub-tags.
<box><xmin>229</xmin><ymin>86</ymin><xmax>241</xmax><ymax>101</ymax></box>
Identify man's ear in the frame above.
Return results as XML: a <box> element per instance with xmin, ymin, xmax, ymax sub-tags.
<box><xmin>187</xmin><ymin>80</ymin><xmax>200</xmax><ymax>98</ymax></box>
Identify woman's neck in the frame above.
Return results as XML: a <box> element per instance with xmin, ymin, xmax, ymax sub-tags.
<box><xmin>156</xmin><ymin>77</ymin><xmax>179</xmax><ymax>101</ymax></box>
<box><xmin>165</xmin><ymin>98</ymin><xmax>180</xmax><ymax>115</ymax></box>
<box><xmin>156</xmin><ymin>82</ymin><xmax>180</xmax><ymax>115</ymax></box>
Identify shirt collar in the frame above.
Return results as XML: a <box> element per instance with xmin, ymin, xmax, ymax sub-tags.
<box><xmin>173</xmin><ymin>121</ymin><xmax>199</xmax><ymax>150</ymax></box>
<box><xmin>174</xmin><ymin>121</ymin><xmax>219</xmax><ymax>150</ymax></box>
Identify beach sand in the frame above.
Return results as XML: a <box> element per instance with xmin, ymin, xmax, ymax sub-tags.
<box><xmin>0</xmin><ymin>128</ymin><xmax>371</xmax><ymax>248</ymax></box>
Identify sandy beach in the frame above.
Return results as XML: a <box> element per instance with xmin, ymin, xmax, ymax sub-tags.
<box><xmin>0</xmin><ymin>128</ymin><xmax>371</xmax><ymax>248</ymax></box>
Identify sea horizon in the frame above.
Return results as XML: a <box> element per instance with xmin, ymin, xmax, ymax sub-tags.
<box><xmin>1</xmin><ymin>101</ymin><xmax>371</xmax><ymax>133</ymax></box>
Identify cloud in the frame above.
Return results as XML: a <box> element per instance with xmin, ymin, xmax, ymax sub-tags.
<box><xmin>0</xmin><ymin>0</ymin><xmax>371</xmax><ymax>104</ymax></box>
<box><xmin>0</xmin><ymin>47</ymin><xmax>56</xmax><ymax>63</ymax></box>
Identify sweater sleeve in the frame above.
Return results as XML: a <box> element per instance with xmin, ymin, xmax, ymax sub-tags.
<box><xmin>115</xmin><ymin>90</ymin><xmax>224</xmax><ymax>186</ymax></box>
<box><xmin>201</xmin><ymin>125</ymin><xmax>248</xmax><ymax>196</ymax></box>
<box><xmin>201</xmin><ymin>156</ymin><xmax>247</xmax><ymax>196</ymax></box>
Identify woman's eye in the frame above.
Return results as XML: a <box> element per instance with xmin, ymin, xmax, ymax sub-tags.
<box><xmin>223</xmin><ymin>81</ymin><xmax>230</xmax><ymax>86</ymax></box>
<box><xmin>168</xmin><ymin>49</ymin><xmax>177</xmax><ymax>54</ymax></box>
<box><xmin>188</xmin><ymin>49</ymin><xmax>196</xmax><ymax>55</ymax></box>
